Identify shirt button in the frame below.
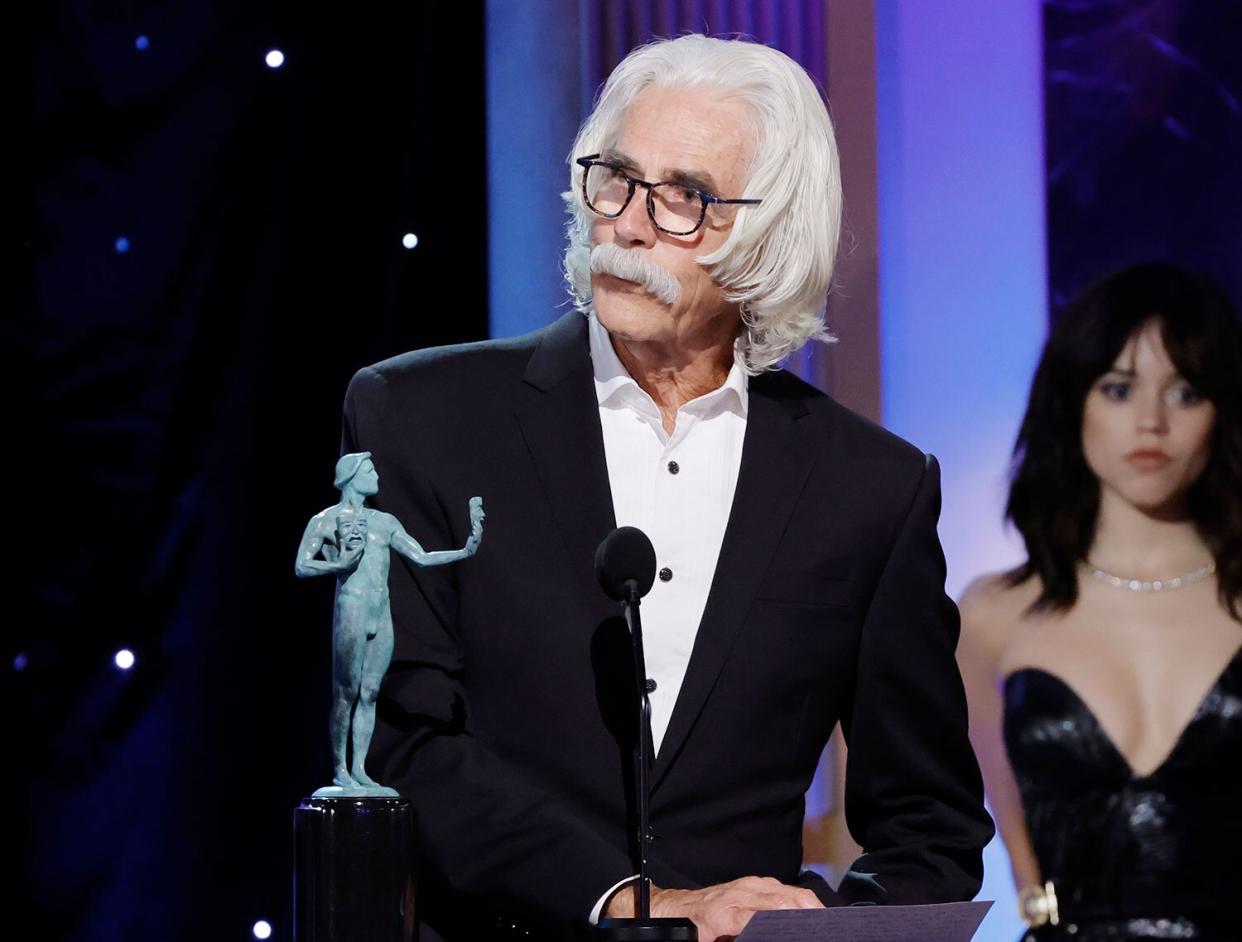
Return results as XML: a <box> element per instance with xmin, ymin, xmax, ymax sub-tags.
<box><xmin>645</xmin><ymin>677</ymin><xmax>658</xmax><ymax>693</ymax></box>
<box><xmin>658</xmin><ymin>567</ymin><xmax>673</xmax><ymax>582</ymax></box>
<box><xmin>667</xmin><ymin>460</ymin><xmax>680</xmax><ymax>474</ymax></box>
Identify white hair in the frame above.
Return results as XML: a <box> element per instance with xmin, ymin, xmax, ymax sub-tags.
<box><xmin>563</xmin><ymin>34</ymin><xmax>842</xmax><ymax>373</ymax></box>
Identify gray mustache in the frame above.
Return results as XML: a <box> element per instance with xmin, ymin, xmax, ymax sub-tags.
<box><xmin>589</xmin><ymin>244</ymin><xmax>681</xmax><ymax>305</ymax></box>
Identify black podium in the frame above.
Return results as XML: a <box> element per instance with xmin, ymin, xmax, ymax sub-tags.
<box><xmin>294</xmin><ymin>796</ymin><xmax>416</xmax><ymax>942</ymax></box>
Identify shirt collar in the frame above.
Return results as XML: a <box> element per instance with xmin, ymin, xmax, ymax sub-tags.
<box><xmin>587</xmin><ymin>313</ymin><xmax>749</xmax><ymax>418</ymax></box>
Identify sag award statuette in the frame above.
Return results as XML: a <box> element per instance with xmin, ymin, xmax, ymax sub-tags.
<box><xmin>292</xmin><ymin>452</ymin><xmax>484</xmax><ymax>942</ymax></box>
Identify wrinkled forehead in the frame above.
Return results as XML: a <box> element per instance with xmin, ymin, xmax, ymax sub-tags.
<box><xmin>608</xmin><ymin>85</ymin><xmax>756</xmax><ymax>193</ymax></box>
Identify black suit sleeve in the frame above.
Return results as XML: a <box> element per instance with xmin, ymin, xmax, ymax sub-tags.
<box><xmin>838</xmin><ymin>454</ymin><xmax>994</xmax><ymax>903</ymax></box>
<box><xmin>343</xmin><ymin>366</ymin><xmax>640</xmax><ymax>931</ymax></box>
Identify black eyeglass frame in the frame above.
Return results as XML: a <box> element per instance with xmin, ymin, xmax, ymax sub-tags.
<box><xmin>575</xmin><ymin>154</ymin><xmax>762</xmax><ymax>236</ymax></box>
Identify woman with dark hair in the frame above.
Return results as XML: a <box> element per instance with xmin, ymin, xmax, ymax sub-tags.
<box><xmin>958</xmin><ymin>262</ymin><xmax>1242</xmax><ymax>942</ymax></box>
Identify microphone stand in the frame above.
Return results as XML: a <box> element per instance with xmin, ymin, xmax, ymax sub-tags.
<box><xmin>595</xmin><ymin>581</ymin><xmax>696</xmax><ymax>941</ymax></box>
<box><xmin>626</xmin><ymin>579</ymin><xmax>654</xmax><ymax>920</ymax></box>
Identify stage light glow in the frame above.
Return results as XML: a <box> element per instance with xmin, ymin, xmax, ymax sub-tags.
<box><xmin>265</xmin><ymin>49</ymin><xmax>285</xmax><ymax>69</ymax></box>
<box><xmin>401</xmin><ymin>232</ymin><xmax>419</xmax><ymax>250</ymax></box>
<box><xmin>252</xmin><ymin>920</ymin><xmax>273</xmax><ymax>939</ymax></box>
<box><xmin>135</xmin><ymin>35</ymin><xmax>150</xmax><ymax>51</ymax></box>
<box><xmin>13</xmin><ymin>652</ymin><xmax>27</xmax><ymax>672</ymax></box>
<box><xmin>115</xmin><ymin>236</ymin><xmax>131</xmax><ymax>254</ymax></box>
<box><xmin>114</xmin><ymin>649</ymin><xmax>136</xmax><ymax>671</ymax></box>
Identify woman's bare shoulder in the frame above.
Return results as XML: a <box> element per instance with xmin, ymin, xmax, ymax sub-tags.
<box><xmin>959</xmin><ymin>569</ymin><xmax>1042</xmax><ymax>657</ymax></box>
<box><xmin>960</xmin><ymin>569</ymin><xmax>1039</xmax><ymax>618</ymax></box>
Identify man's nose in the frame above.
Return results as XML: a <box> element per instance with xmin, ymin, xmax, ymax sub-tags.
<box><xmin>613</xmin><ymin>190</ymin><xmax>657</xmax><ymax>248</ymax></box>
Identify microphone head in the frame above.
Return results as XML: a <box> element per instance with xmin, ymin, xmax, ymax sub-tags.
<box><xmin>595</xmin><ymin>527</ymin><xmax>657</xmax><ymax>601</ymax></box>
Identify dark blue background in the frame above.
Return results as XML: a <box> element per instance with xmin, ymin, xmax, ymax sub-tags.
<box><xmin>1045</xmin><ymin>0</ymin><xmax>1242</xmax><ymax>310</ymax></box>
<box><xmin>18</xmin><ymin>4</ymin><xmax>486</xmax><ymax>939</ymax></box>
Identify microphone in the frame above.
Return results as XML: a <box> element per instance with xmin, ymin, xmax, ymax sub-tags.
<box><xmin>593</xmin><ymin>527</ymin><xmax>696</xmax><ymax>942</ymax></box>
<box><xmin>595</xmin><ymin>526</ymin><xmax>657</xmax><ymax>602</ymax></box>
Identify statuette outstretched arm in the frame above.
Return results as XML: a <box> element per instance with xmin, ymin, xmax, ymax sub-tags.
<box><xmin>391</xmin><ymin>496</ymin><xmax>485</xmax><ymax>567</ymax></box>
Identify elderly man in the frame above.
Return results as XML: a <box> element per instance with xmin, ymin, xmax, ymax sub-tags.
<box><xmin>346</xmin><ymin>34</ymin><xmax>992</xmax><ymax>942</ymax></box>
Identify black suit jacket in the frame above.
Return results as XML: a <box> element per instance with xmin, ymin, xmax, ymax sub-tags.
<box><xmin>344</xmin><ymin>313</ymin><xmax>992</xmax><ymax>941</ymax></box>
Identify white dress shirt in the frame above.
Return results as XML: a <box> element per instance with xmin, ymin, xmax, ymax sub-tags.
<box><xmin>588</xmin><ymin>313</ymin><xmax>749</xmax><ymax>753</ymax></box>
<box><xmin>586</xmin><ymin>313</ymin><xmax>749</xmax><ymax>921</ymax></box>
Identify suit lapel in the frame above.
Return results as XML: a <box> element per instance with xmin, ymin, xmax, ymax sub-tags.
<box><xmin>653</xmin><ymin>372</ymin><xmax>822</xmax><ymax>788</ymax></box>
<box><xmin>513</xmin><ymin>315</ymin><xmax>618</xmax><ymax>596</ymax></box>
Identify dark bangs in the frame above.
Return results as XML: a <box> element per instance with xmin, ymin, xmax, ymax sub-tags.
<box><xmin>1006</xmin><ymin>263</ymin><xmax>1242</xmax><ymax>618</ymax></box>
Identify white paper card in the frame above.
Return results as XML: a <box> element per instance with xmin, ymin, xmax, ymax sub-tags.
<box><xmin>736</xmin><ymin>900</ymin><xmax>993</xmax><ymax>942</ymax></box>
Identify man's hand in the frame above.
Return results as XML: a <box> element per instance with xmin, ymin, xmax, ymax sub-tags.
<box><xmin>604</xmin><ymin>877</ymin><xmax>823</xmax><ymax>941</ymax></box>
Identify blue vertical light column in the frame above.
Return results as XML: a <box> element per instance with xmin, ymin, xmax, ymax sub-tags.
<box><xmin>875</xmin><ymin>3</ymin><xmax>1046</xmax><ymax>939</ymax></box>
<box><xmin>485</xmin><ymin>0</ymin><xmax>586</xmax><ymax>339</ymax></box>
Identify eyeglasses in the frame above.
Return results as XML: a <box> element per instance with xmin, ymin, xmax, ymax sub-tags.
<box><xmin>575</xmin><ymin>155</ymin><xmax>762</xmax><ymax>236</ymax></box>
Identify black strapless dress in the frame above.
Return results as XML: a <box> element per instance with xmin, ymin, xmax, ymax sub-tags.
<box><xmin>1003</xmin><ymin>647</ymin><xmax>1242</xmax><ymax>941</ymax></box>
